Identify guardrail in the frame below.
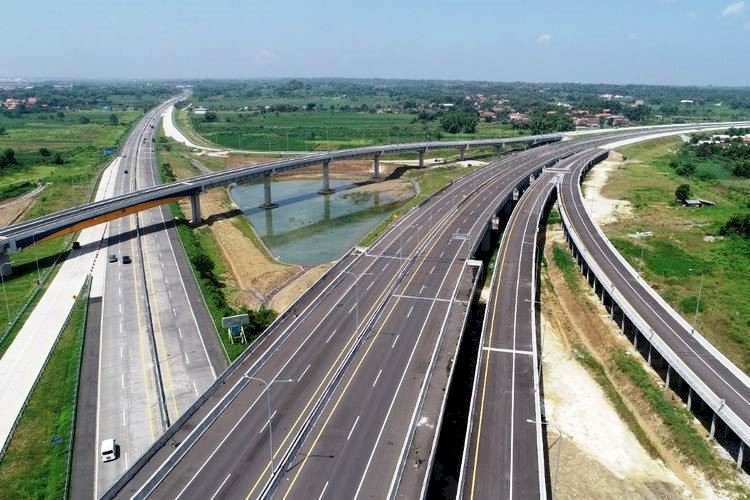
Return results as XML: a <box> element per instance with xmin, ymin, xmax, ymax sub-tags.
<box><xmin>558</xmin><ymin>151</ymin><xmax>750</xmax><ymax>449</ymax></box>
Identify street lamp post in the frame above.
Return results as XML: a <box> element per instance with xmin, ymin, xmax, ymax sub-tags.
<box><xmin>0</xmin><ymin>262</ymin><xmax>12</xmax><ymax>326</ymax></box>
<box><xmin>688</xmin><ymin>268</ymin><xmax>705</xmax><ymax>327</ymax></box>
<box><xmin>527</xmin><ymin>418</ymin><xmax>563</xmax><ymax>497</ymax></box>
<box><xmin>246</xmin><ymin>376</ymin><xmax>294</xmax><ymax>478</ymax></box>
<box><xmin>342</xmin><ymin>270</ymin><xmax>373</xmax><ymax>328</ymax></box>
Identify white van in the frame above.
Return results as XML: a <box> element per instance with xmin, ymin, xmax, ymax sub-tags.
<box><xmin>101</xmin><ymin>438</ymin><xmax>117</xmax><ymax>462</ymax></box>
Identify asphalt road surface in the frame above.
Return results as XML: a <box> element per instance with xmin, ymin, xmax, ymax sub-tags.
<box><xmin>94</xmin><ymin>105</ymin><xmax>224</xmax><ymax>496</ymax></box>
<box><xmin>459</xmin><ymin>154</ymin><xmax>592</xmax><ymax>500</ymax></box>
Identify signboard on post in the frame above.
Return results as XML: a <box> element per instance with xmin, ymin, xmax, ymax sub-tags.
<box><xmin>222</xmin><ymin>314</ymin><xmax>249</xmax><ymax>344</ymax></box>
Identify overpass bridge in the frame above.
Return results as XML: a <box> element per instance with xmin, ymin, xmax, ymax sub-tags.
<box><xmin>0</xmin><ymin>134</ymin><xmax>561</xmax><ymax>275</ymax></box>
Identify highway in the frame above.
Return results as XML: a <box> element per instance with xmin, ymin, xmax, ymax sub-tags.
<box><xmin>97</xmin><ymin>123</ymin><xmax>750</xmax><ymax>499</ymax></box>
<box><xmin>269</xmin><ymin>148</ymin><xmax>579</xmax><ymax>500</ymax></box>
<box><xmin>91</xmin><ymin>102</ymin><xmax>225</xmax><ymax>496</ymax></box>
<box><xmin>458</xmin><ymin>154</ymin><xmax>590</xmax><ymax>500</ymax></box>
<box><xmin>558</xmin><ymin>143</ymin><xmax>750</xmax><ymax>451</ymax></box>
<box><xmin>106</xmin><ymin>139</ymin><xmax>597</xmax><ymax>499</ymax></box>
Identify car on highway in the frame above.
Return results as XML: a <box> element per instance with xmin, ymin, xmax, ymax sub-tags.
<box><xmin>101</xmin><ymin>438</ymin><xmax>117</xmax><ymax>462</ymax></box>
<box><xmin>124</xmin><ymin>169</ymin><xmax>129</xmax><ymax>174</ymax></box>
<box><xmin>72</xmin><ymin>241</ymin><xmax>81</xmax><ymax>250</ymax></box>
<box><xmin>122</xmin><ymin>255</ymin><xmax>132</xmax><ymax>264</ymax></box>
<box><xmin>108</xmin><ymin>254</ymin><xmax>118</xmax><ymax>263</ymax></box>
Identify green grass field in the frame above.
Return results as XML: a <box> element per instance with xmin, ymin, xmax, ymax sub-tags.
<box><xmin>189</xmin><ymin>110</ymin><xmax>521</xmax><ymax>152</ymax></box>
<box><xmin>0</xmin><ymin>109</ymin><xmax>141</xmax><ymax>357</ymax></box>
<box><xmin>605</xmin><ymin>137</ymin><xmax>750</xmax><ymax>371</ymax></box>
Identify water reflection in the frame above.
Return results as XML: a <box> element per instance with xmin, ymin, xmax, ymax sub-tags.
<box><xmin>230</xmin><ymin>179</ymin><xmax>404</xmax><ymax>266</ymax></box>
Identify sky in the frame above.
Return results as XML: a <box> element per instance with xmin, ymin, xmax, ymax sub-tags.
<box><xmin>2</xmin><ymin>0</ymin><xmax>749</xmax><ymax>86</ymax></box>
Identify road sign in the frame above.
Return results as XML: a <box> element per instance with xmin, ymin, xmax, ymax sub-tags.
<box><xmin>222</xmin><ymin>314</ymin><xmax>249</xmax><ymax>328</ymax></box>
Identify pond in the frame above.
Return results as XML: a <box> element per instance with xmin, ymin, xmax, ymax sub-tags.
<box><xmin>230</xmin><ymin>179</ymin><xmax>406</xmax><ymax>266</ymax></box>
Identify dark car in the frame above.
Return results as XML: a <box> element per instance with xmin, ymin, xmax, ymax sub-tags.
<box><xmin>72</xmin><ymin>241</ymin><xmax>81</xmax><ymax>250</ymax></box>
<box><xmin>124</xmin><ymin>169</ymin><xmax>129</xmax><ymax>174</ymax></box>
<box><xmin>122</xmin><ymin>255</ymin><xmax>132</xmax><ymax>264</ymax></box>
<box><xmin>108</xmin><ymin>254</ymin><xmax>117</xmax><ymax>263</ymax></box>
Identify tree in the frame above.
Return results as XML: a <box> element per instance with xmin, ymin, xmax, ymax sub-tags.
<box><xmin>109</xmin><ymin>113</ymin><xmax>119</xmax><ymax>125</ymax></box>
<box><xmin>675</xmin><ymin>163</ymin><xmax>695</xmax><ymax>177</ymax></box>
<box><xmin>0</xmin><ymin>126</ymin><xmax>5</xmax><ymax>135</ymax></box>
<box><xmin>204</xmin><ymin>111</ymin><xmax>218</xmax><ymax>122</ymax></box>
<box><xmin>56</xmin><ymin>111</ymin><xmax>65</xmax><ymax>121</ymax></box>
<box><xmin>675</xmin><ymin>184</ymin><xmax>691</xmax><ymax>202</ymax></box>
<box><xmin>0</xmin><ymin>148</ymin><xmax>18</xmax><ymax>168</ymax></box>
<box><xmin>733</xmin><ymin>162</ymin><xmax>750</xmax><ymax>178</ymax></box>
<box><xmin>53</xmin><ymin>153</ymin><xmax>64</xmax><ymax>165</ymax></box>
<box><xmin>39</xmin><ymin>147</ymin><xmax>51</xmax><ymax>157</ymax></box>
<box><xmin>79</xmin><ymin>116</ymin><xmax>90</xmax><ymax>124</ymax></box>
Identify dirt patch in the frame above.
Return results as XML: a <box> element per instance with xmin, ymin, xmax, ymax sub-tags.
<box><xmin>0</xmin><ymin>195</ymin><xmax>36</xmax><ymax>226</ymax></box>
<box><xmin>269</xmin><ymin>264</ymin><xmax>332</xmax><ymax>314</ymax></box>
<box><xmin>540</xmin><ymin>221</ymin><xmax>727</xmax><ymax>498</ymax></box>
<box><xmin>581</xmin><ymin>151</ymin><xmax>632</xmax><ymax>226</ymax></box>
<box><xmin>179</xmin><ymin>187</ymin><xmax>299</xmax><ymax>310</ymax></box>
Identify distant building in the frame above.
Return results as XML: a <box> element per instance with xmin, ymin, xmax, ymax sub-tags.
<box><xmin>192</xmin><ymin>106</ymin><xmax>208</xmax><ymax>115</ymax></box>
<box><xmin>480</xmin><ymin>111</ymin><xmax>496</xmax><ymax>121</ymax></box>
<box><xmin>683</xmin><ymin>199</ymin><xmax>716</xmax><ymax>208</ymax></box>
<box><xmin>680</xmin><ymin>99</ymin><xmax>694</xmax><ymax>104</ymax></box>
<box><xmin>509</xmin><ymin>112</ymin><xmax>530</xmax><ymax>125</ymax></box>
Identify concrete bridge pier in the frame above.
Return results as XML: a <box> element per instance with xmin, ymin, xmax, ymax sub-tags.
<box><xmin>458</xmin><ymin>146</ymin><xmax>466</xmax><ymax>161</ymax></box>
<box><xmin>418</xmin><ymin>150</ymin><xmax>425</xmax><ymax>168</ymax></box>
<box><xmin>260</xmin><ymin>172</ymin><xmax>278</xmax><ymax>209</ymax></box>
<box><xmin>0</xmin><ymin>252</ymin><xmax>10</xmax><ymax>277</ymax></box>
<box><xmin>319</xmin><ymin>160</ymin><xmax>335</xmax><ymax>195</ymax></box>
<box><xmin>190</xmin><ymin>192</ymin><xmax>201</xmax><ymax>225</ymax></box>
<box><xmin>372</xmin><ymin>154</ymin><xmax>382</xmax><ymax>181</ymax></box>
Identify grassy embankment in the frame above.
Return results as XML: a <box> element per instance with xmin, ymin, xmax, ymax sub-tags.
<box><xmin>544</xmin><ymin>217</ymin><xmax>741</xmax><ymax>489</ymax></box>
<box><xmin>603</xmin><ymin>136</ymin><xmax>750</xmax><ymax>372</ymax></box>
<box><xmin>0</xmin><ymin>110</ymin><xmax>140</xmax><ymax>357</ymax></box>
<box><xmin>187</xmin><ymin>109</ymin><xmax>521</xmax><ymax>152</ymax></box>
<box><xmin>0</xmin><ymin>278</ymin><xmax>89</xmax><ymax>499</ymax></box>
<box><xmin>156</xmin><ymin>139</ymin><xmax>275</xmax><ymax>362</ymax></box>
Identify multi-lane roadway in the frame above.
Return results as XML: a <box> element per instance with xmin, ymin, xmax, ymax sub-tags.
<box><xmin>75</xmin><ymin>103</ymin><xmax>226</xmax><ymax>497</ymax></box>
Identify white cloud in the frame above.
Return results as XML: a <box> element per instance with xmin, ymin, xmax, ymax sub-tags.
<box><xmin>722</xmin><ymin>1</ymin><xmax>745</xmax><ymax>16</ymax></box>
<box><xmin>537</xmin><ymin>33</ymin><xmax>552</xmax><ymax>44</ymax></box>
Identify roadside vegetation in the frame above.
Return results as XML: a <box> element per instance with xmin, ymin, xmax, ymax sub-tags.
<box><xmin>603</xmin><ymin>136</ymin><xmax>750</xmax><ymax>371</ymax></box>
<box><xmin>542</xmin><ymin>219</ymin><xmax>745</xmax><ymax>494</ymax></box>
<box><xmin>0</xmin><ymin>278</ymin><xmax>89</xmax><ymax>499</ymax></box>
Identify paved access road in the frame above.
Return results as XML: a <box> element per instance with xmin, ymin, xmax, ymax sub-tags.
<box><xmin>94</xmin><ymin>103</ymin><xmax>224</xmax><ymax>496</ymax></box>
<box><xmin>558</xmin><ymin>145</ymin><xmax>750</xmax><ymax>447</ymax></box>
<box><xmin>459</xmin><ymin>153</ymin><xmax>593</xmax><ymax>500</ymax></box>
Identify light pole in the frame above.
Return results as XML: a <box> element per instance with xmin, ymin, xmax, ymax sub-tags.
<box><xmin>527</xmin><ymin>418</ymin><xmax>563</xmax><ymax>497</ymax></box>
<box><xmin>688</xmin><ymin>268</ymin><xmax>705</xmax><ymax>327</ymax></box>
<box><xmin>246</xmin><ymin>376</ymin><xmax>294</xmax><ymax>478</ymax></box>
<box><xmin>342</xmin><ymin>270</ymin><xmax>372</xmax><ymax>328</ymax></box>
<box><xmin>31</xmin><ymin>235</ymin><xmax>42</xmax><ymax>284</ymax></box>
<box><xmin>0</xmin><ymin>262</ymin><xmax>12</xmax><ymax>326</ymax></box>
